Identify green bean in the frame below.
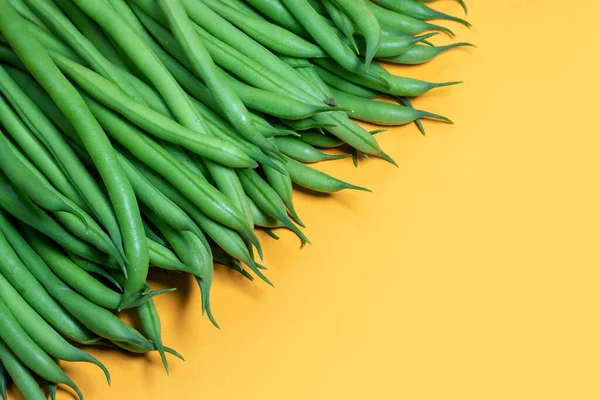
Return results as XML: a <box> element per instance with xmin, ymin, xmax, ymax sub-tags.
<box><xmin>213</xmin><ymin>246</ymin><xmax>254</xmax><ymax>280</ymax></box>
<box><xmin>0</xmin><ymin>297</ymin><xmax>83</xmax><ymax>400</ymax></box>
<box><xmin>24</xmin><ymin>0</ymin><xmax>147</xmax><ymax>105</ymax></box>
<box><xmin>0</xmin><ymin>173</ymin><xmax>114</xmax><ymax>265</ymax></box>
<box><xmin>0</xmin><ymin>2</ymin><xmax>149</xmax><ymax>309</ymax></box>
<box><xmin>330</xmin><ymin>0</ymin><xmax>381</xmax><ymax>70</ymax></box>
<box><xmin>237</xmin><ymin>168</ymin><xmax>310</xmax><ymax>246</ymax></box>
<box><xmin>373</xmin><ymin>0</ymin><xmax>470</xmax><ymax>26</ymax></box>
<box><xmin>0</xmin><ymin>270</ymin><xmax>110</xmax><ymax>383</ymax></box>
<box><xmin>367</xmin><ymin>2</ymin><xmax>455</xmax><ymax>36</ymax></box>
<box><xmin>396</xmin><ymin>95</ymin><xmax>425</xmax><ymax>135</ymax></box>
<box><xmin>52</xmin><ymin>0</ymin><xmax>130</xmax><ymax>69</ymax></box>
<box><xmin>0</xmin><ymin>339</ymin><xmax>46</xmax><ymax>400</ymax></box>
<box><xmin>0</xmin><ymin>211</ymin><xmax>99</xmax><ymax>344</ymax></box>
<box><xmin>138</xmin><ymin>299</ymin><xmax>171</xmax><ymax>373</ymax></box>
<box><xmin>284</xmin><ymin>155</ymin><xmax>370</xmax><ymax>193</ymax></box>
<box><xmin>280</xmin><ymin>117</ymin><xmax>337</xmax><ymax>131</ymax></box>
<box><xmin>382</xmin><ymin>42</ymin><xmax>475</xmax><ymax>64</ymax></box>
<box><xmin>244</xmin><ymin>0</ymin><xmax>308</xmax><ymax>36</ymax></box>
<box><xmin>247</xmin><ymin>195</ymin><xmax>286</xmax><ymax>230</ymax></box>
<box><xmin>306</xmin><ymin>0</ymin><xmax>328</xmax><ymax>15</ymax></box>
<box><xmin>17</xmin><ymin>225</ymin><xmax>156</xmax><ymax>350</ymax></box>
<box><xmin>158</xmin><ymin>0</ymin><xmax>279</xmax><ymax>156</ymax></box>
<box><xmin>221</xmin><ymin>0</ymin><xmax>262</xmax><ymax>18</ymax></box>
<box><xmin>148</xmin><ymin>238</ymin><xmax>192</xmax><ymax>274</ymax></box>
<box><xmin>202</xmin><ymin>0</ymin><xmax>326</xmax><ymax>58</ymax></box>
<box><xmin>21</xmin><ymin>19</ymin><xmax>85</xmax><ymax>64</ymax></box>
<box><xmin>298</xmin><ymin>130</ymin><xmax>345</xmax><ymax>148</ymax></box>
<box><xmin>313</xmin><ymin>65</ymin><xmax>379</xmax><ymax>98</ymax></box>
<box><xmin>280</xmin><ymin>0</ymin><xmax>373</xmax><ymax>75</ymax></box>
<box><xmin>314</xmin><ymin>58</ymin><xmax>460</xmax><ymax>97</ymax></box>
<box><xmin>262</xmin><ymin>152</ymin><xmax>304</xmax><ymax>227</ymax></box>
<box><xmin>145</xmin><ymin>220</ymin><xmax>167</xmax><ymax>247</ymax></box>
<box><xmin>66</xmin><ymin>252</ymin><xmax>123</xmax><ymax>290</ymax></box>
<box><xmin>0</xmin><ymin>67</ymin><xmax>126</xmax><ymax>257</ymax></box>
<box><xmin>330</xmin><ymin>88</ymin><xmax>452</xmax><ymax>125</ymax></box>
<box><xmin>134</xmin><ymin>159</ymin><xmax>270</xmax><ymax>284</ymax></box>
<box><xmin>49</xmin><ymin>54</ymin><xmax>256</xmax><ymax>169</ymax></box>
<box><xmin>0</xmin><ymin>94</ymin><xmax>87</xmax><ymax>211</ymax></box>
<box><xmin>360</xmin><ymin>33</ymin><xmax>438</xmax><ymax>58</ymax></box>
<box><xmin>9</xmin><ymin>0</ymin><xmax>47</xmax><ymax>29</ymax></box>
<box><xmin>0</xmin><ymin>360</ymin><xmax>5</xmax><ymax>400</ymax></box>
<box><xmin>164</xmin><ymin>145</ymin><xmax>212</xmax><ymax>183</ymax></box>
<box><xmin>274</xmin><ymin>136</ymin><xmax>350</xmax><ymax>163</ymax></box>
<box><xmin>322</xmin><ymin>0</ymin><xmax>359</xmax><ymax>54</ymax></box>
<box><xmin>146</xmin><ymin>209</ymin><xmax>217</xmax><ymax>326</ymax></box>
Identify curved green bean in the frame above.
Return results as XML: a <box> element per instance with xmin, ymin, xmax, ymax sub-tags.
<box><xmin>373</xmin><ymin>0</ymin><xmax>470</xmax><ymax>26</ymax></box>
<box><xmin>244</xmin><ymin>0</ymin><xmax>308</xmax><ymax>36</ymax></box>
<box><xmin>284</xmin><ymin>155</ymin><xmax>370</xmax><ymax>193</ymax></box>
<box><xmin>382</xmin><ymin>42</ymin><xmax>475</xmax><ymax>64</ymax></box>
<box><xmin>367</xmin><ymin>2</ymin><xmax>455</xmax><ymax>36</ymax></box>
<box><xmin>322</xmin><ymin>0</ymin><xmax>359</xmax><ymax>54</ymax></box>
<box><xmin>274</xmin><ymin>136</ymin><xmax>350</xmax><ymax>163</ymax></box>
<box><xmin>0</xmin><ymin>339</ymin><xmax>46</xmax><ymax>400</ymax></box>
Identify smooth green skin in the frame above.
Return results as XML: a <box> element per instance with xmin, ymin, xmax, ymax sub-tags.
<box><xmin>0</xmin><ymin>339</ymin><xmax>46</xmax><ymax>400</ymax></box>
<box><xmin>293</xmin><ymin>65</ymin><xmax>335</xmax><ymax>102</ymax></box>
<box><xmin>131</xmin><ymin>0</ymin><xmax>387</xmax><ymax>160</ymax></box>
<box><xmin>0</xmin><ymin>94</ymin><xmax>87</xmax><ymax>211</ymax></box>
<box><xmin>0</xmin><ymin>173</ymin><xmax>114</xmax><ymax>265</ymax></box>
<box><xmin>9</xmin><ymin>0</ymin><xmax>47</xmax><ymax>29</ymax></box>
<box><xmin>17</xmin><ymin>226</ymin><xmax>154</xmax><ymax>350</ymax></box>
<box><xmin>373</xmin><ymin>0</ymin><xmax>470</xmax><ymax>26</ymax></box>
<box><xmin>314</xmin><ymin>65</ymin><xmax>380</xmax><ymax>98</ymax></box>
<box><xmin>0</xmin><ymin>1</ymin><xmax>149</xmax><ymax>308</ymax></box>
<box><xmin>138</xmin><ymin>299</ymin><xmax>170</xmax><ymax>374</ymax></box>
<box><xmin>314</xmin><ymin>58</ymin><xmax>460</xmax><ymax>97</ymax></box>
<box><xmin>322</xmin><ymin>0</ymin><xmax>358</xmax><ymax>54</ymax></box>
<box><xmin>52</xmin><ymin>0</ymin><xmax>130</xmax><ymax>69</ymax></box>
<box><xmin>330</xmin><ymin>0</ymin><xmax>381</xmax><ymax>70</ymax></box>
<box><xmin>49</xmin><ymin>54</ymin><xmax>255</xmax><ymax>169</ymax></box>
<box><xmin>0</xmin><ymin>66</ymin><xmax>125</xmax><ymax>257</ymax></box>
<box><xmin>202</xmin><ymin>0</ymin><xmax>326</xmax><ymax>58</ymax></box>
<box><xmin>382</xmin><ymin>42</ymin><xmax>475</xmax><ymax>65</ymax></box>
<box><xmin>134</xmin><ymin>159</ymin><xmax>270</xmax><ymax>284</ymax></box>
<box><xmin>24</xmin><ymin>0</ymin><xmax>147</xmax><ymax>105</ymax></box>
<box><xmin>146</xmin><ymin>209</ymin><xmax>217</xmax><ymax>326</ymax></box>
<box><xmin>246</xmin><ymin>195</ymin><xmax>286</xmax><ymax>230</ymax></box>
<box><xmin>280</xmin><ymin>0</ymin><xmax>365</xmax><ymax>74</ymax></box>
<box><xmin>244</xmin><ymin>0</ymin><xmax>307</xmax><ymax>36</ymax></box>
<box><xmin>119</xmin><ymin>155</ymin><xmax>205</xmax><ymax>240</ymax></box>
<box><xmin>262</xmin><ymin>147</ymin><xmax>304</xmax><ymax>227</ymax></box>
<box><xmin>298</xmin><ymin>130</ymin><xmax>345</xmax><ymax>148</ymax></box>
<box><xmin>67</xmin><ymin>252</ymin><xmax>123</xmax><ymax>290</ymax></box>
<box><xmin>274</xmin><ymin>136</ymin><xmax>350</xmax><ymax>163</ymax></box>
<box><xmin>280</xmin><ymin>117</ymin><xmax>335</xmax><ymax>131</ymax></box>
<box><xmin>0</xmin><ymin>211</ymin><xmax>98</xmax><ymax>344</ymax></box>
<box><xmin>148</xmin><ymin>238</ymin><xmax>191</xmax><ymax>273</ymax></box>
<box><xmin>360</xmin><ymin>33</ymin><xmax>438</xmax><ymax>58</ymax></box>
<box><xmin>284</xmin><ymin>155</ymin><xmax>370</xmax><ymax>193</ymax></box>
<box><xmin>221</xmin><ymin>0</ymin><xmax>262</xmax><ymax>18</ymax></box>
<box><xmin>0</xmin><ymin>138</ymin><xmax>123</xmax><ymax>265</ymax></box>
<box><xmin>330</xmin><ymin>88</ymin><xmax>452</xmax><ymax>126</ymax></box>
<box><xmin>237</xmin><ymin>169</ymin><xmax>310</xmax><ymax>246</ymax></box>
<box><xmin>80</xmin><ymin>96</ymin><xmax>257</xmax><ymax>248</ymax></box>
<box><xmin>21</xmin><ymin>18</ymin><xmax>85</xmax><ymax>64</ymax></box>
<box><xmin>366</xmin><ymin>2</ymin><xmax>455</xmax><ymax>36</ymax></box>
<box><xmin>158</xmin><ymin>0</ymin><xmax>277</xmax><ymax>156</ymax></box>
<box><xmin>0</xmin><ymin>271</ymin><xmax>110</xmax><ymax>383</ymax></box>
<box><xmin>0</xmin><ymin>297</ymin><xmax>83</xmax><ymax>399</ymax></box>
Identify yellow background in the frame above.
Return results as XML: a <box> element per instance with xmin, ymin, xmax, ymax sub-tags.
<box><xmin>8</xmin><ymin>1</ymin><xmax>600</xmax><ymax>399</ymax></box>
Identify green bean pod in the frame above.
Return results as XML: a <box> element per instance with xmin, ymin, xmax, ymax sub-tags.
<box><xmin>238</xmin><ymin>168</ymin><xmax>310</xmax><ymax>246</ymax></box>
<box><xmin>0</xmin><ymin>359</ymin><xmax>6</xmax><ymax>400</ymax></box>
<box><xmin>0</xmin><ymin>66</ymin><xmax>126</xmax><ymax>259</ymax></box>
<box><xmin>263</xmin><ymin>152</ymin><xmax>304</xmax><ymax>227</ymax></box>
<box><xmin>138</xmin><ymin>299</ymin><xmax>172</xmax><ymax>373</ymax></box>
<box><xmin>330</xmin><ymin>0</ymin><xmax>382</xmax><ymax>70</ymax></box>
<box><xmin>244</xmin><ymin>0</ymin><xmax>308</xmax><ymax>36</ymax></box>
<box><xmin>148</xmin><ymin>238</ymin><xmax>192</xmax><ymax>274</ymax></box>
<box><xmin>280</xmin><ymin>117</ymin><xmax>337</xmax><ymax>131</ymax></box>
<box><xmin>284</xmin><ymin>155</ymin><xmax>371</xmax><ymax>193</ymax></box>
<box><xmin>381</xmin><ymin>42</ymin><xmax>475</xmax><ymax>64</ymax></box>
<box><xmin>367</xmin><ymin>2</ymin><xmax>455</xmax><ymax>36</ymax></box>
<box><xmin>0</xmin><ymin>339</ymin><xmax>46</xmax><ymax>400</ymax></box>
<box><xmin>0</xmin><ymin>211</ymin><xmax>99</xmax><ymax>344</ymax></box>
<box><xmin>157</xmin><ymin>0</ymin><xmax>279</xmax><ymax>156</ymax></box>
<box><xmin>21</xmin><ymin>18</ymin><xmax>85</xmax><ymax>64</ymax></box>
<box><xmin>0</xmin><ymin>271</ymin><xmax>110</xmax><ymax>383</ymax></box>
<box><xmin>247</xmin><ymin>195</ymin><xmax>286</xmax><ymax>230</ymax></box>
<box><xmin>0</xmin><ymin>297</ymin><xmax>83</xmax><ymax>399</ymax></box>
<box><xmin>274</xmin><ymin>136</ymin><xmax>350</xmax><ymax>163</ymax></box>
<box><xmin>314</xmin><ymin>58</ymin><xmax>461</xmax><ymax>97</ymax></box>
<box><xmin>9</xmin><ymin>0</ymin><xmax>47</xmax><ymax>29</ymax></box>
<box><xmin>362</xmin><ymin>33</ymin><xmax>439</xmax><ymax>58</ymax></box>
<box><xmin>202</xmin><ymin>0</ymin><xmax>326</xmax><ymax>58</ymax></box>
<box><xmin>66</xmin><ymin>252</ymin><xmax>123</xmax><ymax>290</ymax></box>
<box><xmin>298</xmin><ymin>130</ymin><xmax>345</xmax><ymax>148</ymax></box>
<box><xmin>0</xmin><ymin>173</ymin><xmax>114</xmax><ymax>265</ymax></box>
<box><xmin>314</xmin><ymin>65</ymin><xmax>380</xmax><ymax>98</ymax></box>
<box><xmin>373</xmin><ymin>0</ymin><xmax>470</xmax><ymax>26</ymax></box>
<box><xmin>322</xmin><ymin>0</ymin><xmax>359</xmax><ymax>54</ymax></box>
<box><xmin>0</xmin><ymin>2</ymin><xmax>149</xmax><ymax>309</ymax></box>
<box><xmin>330</xmin><ymin>88</ymin><xmax>452</xmax><ymax>126</ymax></box>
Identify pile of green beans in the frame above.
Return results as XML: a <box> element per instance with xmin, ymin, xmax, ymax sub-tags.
<box><xmin>0</xmin><ymin>0</ymin><xmax>471</xmax><ymax>397</ymax></box>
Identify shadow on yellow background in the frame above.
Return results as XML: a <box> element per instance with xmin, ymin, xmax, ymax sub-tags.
<box><xmin>16</xmin><ymin>1</ymin><xmax>600</xmax><ymax>399</ymax></box>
